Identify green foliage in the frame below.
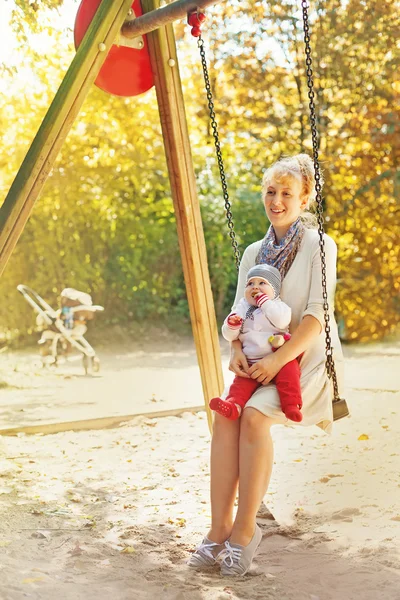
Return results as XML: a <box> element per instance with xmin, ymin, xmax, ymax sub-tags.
<box><xmin>0</xmin><ymin>0</ymin><xmax>399</xmax><ymax>343</ymax></box>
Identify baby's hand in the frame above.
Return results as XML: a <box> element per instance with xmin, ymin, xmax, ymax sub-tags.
<box><xmin>255</xmin><ymin>293</ymin><xmax>269</xmax><ymax>307</ymax></box>
<box><xmin>227</xmin><ymin>313</ymin><xmax>243</xmax><ymax>328</ymax></box>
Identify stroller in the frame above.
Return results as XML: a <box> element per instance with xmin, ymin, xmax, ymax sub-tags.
<box><xmin>17</xmin><ymin>285</ymin><xmax>104</xmax><ymax>374</ymax></box>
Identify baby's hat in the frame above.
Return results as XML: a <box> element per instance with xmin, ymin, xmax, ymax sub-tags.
<box><xmin>246</xmin><ymin>264</ymin><xmax>281</xmax><ymax>298</ymax></box>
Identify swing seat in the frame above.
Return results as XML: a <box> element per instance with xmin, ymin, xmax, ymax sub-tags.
<box><xmin>74</xmin><ymin>0</ymin><xmax>154</xmax><ymax>97</ymax></box>
<box><xmin>333</xmin><ymin>398</ymin><xmax>350</xmax><ymax>421</ymax></box>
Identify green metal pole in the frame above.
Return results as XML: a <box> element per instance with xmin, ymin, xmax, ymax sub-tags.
<box><xmin>0</xmin><ymin>0</ymin><xmax>133</xmax><ymax>277</ymax></box>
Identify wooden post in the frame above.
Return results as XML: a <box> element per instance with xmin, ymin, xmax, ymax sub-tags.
<box><xmin>142</xmin><ymin>0</ymin><xmax>224</xmax><ymax>431</ymax></box>
<box><xmin>0</xmin><ymin>0</ymin><xmax>133</xmax><ymax>277</ymax></box>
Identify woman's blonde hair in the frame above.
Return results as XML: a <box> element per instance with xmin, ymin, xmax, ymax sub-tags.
<box><xmin>262</xmin><ymin>154</ymin><xmax>324</xmax><ymax>228</ymax></box>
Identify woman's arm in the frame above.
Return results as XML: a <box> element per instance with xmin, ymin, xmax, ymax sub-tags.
<box><xmin>302</xmin><ymin>235</ymin><xmax>337</xmax><ymax>328</ymax></box>
<box><xmin>247</xmin><ymin>315</ymin><xmax>321</xmax><ymax>384</ymax></box>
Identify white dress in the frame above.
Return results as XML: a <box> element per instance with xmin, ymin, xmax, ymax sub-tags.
<box><xmin>223</xmin><ymin>228</ymin><xmax>344</xmax><ymax>434</ymax></box>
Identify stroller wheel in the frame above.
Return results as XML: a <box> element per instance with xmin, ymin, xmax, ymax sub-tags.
<box><xmin>82</xmin><ymin>354</ymin><xmax>90</xmax><ymax>375</ymax></box>
<box><xmin>92</xmin><ymin>356</ymin><xmax>100</xmax><ymax>373</ymax></box>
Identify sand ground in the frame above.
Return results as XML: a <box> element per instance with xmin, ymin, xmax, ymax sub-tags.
<box><xmin>0</xmin><ymin>338</ymin><xmax>399</xmax><ymax>599</ymax></box>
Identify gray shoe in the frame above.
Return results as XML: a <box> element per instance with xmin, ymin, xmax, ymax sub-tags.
<box><xmin>220</xmin><ymin>525</ymin><xmax>263</xmax><ymax>576</ymax></box>
<box><xmin>187</xmin><ymin>537</ymin><xmax>226</xmax><ymax>568</ymax></box>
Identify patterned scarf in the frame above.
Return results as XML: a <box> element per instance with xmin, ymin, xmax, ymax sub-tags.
<box><xmin>255</xmin><ymin>218</ymin><xmax>305</xmax><ymax>280</ymax></box>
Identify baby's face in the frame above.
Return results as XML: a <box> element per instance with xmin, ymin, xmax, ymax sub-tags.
<box><xmin>245</xmin><ymin>277</ymin><xmax>275</xmax><ymax>306</ymax></box>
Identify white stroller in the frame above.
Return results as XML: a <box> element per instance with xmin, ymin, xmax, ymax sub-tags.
<box><xmin>17</xmin><ymin>285</ymin><xmax>104</xmax><ymax>374</ymax></box>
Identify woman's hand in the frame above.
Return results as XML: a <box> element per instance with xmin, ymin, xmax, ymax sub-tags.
<box><xmin>229</xmin><ymin>342</ymin><xmax>250</xmax><ymax>378</ymax></box>
<box><xmin>248</xmin><ymin>353</ymin><xmax>282</xmax><ymax>385</ymax></box>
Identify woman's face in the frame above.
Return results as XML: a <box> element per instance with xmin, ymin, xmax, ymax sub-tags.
<box><xmin>263</xmin><ymin>174</ymin><xmax>307</xmax><ymax>238</ymax></box>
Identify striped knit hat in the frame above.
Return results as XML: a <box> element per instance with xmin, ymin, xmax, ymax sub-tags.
<box><xmin>246</xmin><ymin>264</ymin><xmax>281</xmax><ymax>299</ymax></box>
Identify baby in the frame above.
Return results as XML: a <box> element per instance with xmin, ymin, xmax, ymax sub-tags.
<box><xmin>210</xmin><ymin>264</ymin><xmax>303</xmax><ymax>422</ymax></box>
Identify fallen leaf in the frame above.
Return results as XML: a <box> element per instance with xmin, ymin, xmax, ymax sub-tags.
<box><xmin>358</xmin><ymin>434</ymin><xmax>369</xmax><ymax>441</ymax></box>
<box><xmin>120</xmin><ymin>546</ymin><xmax>135</xmax><ymax>553</ymax></box>
<box><xmin>22</xmin><ymin>577</ymin><xmax>45</xmax><ymax>584</ymax></box>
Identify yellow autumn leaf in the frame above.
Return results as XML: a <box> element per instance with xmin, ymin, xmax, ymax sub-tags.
<box><xmin>294</xmin><ymin>459</ymin><xmax>303</xmax><ymax>462</ymax></box>
<box><xmin>392</xmin><ymin>81</ymin><xmax>400</xmax><ymax>94</ymax></box>
<box><xmin>176</xmin><ymin>518</ymin><xmax>186</xmax><ymax>527</ymax></box>
<box><xmin>22</xmin><ymin>578</ymin><xmax>45</xmax><ymax>584</ymax></box>
<box><xmin>358</xmin><ymin>434</ymin><xmax>369</xmax><ymax>440</ymax></box>
<box><xmin>120</xmin><ymin>547</ymin><xmax>135</xmax><ymax>554</ymax></box>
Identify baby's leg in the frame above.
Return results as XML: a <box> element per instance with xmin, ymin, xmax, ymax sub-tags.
<box><xmin>209</xmin><ymin>377</ymin><xmax>260</xmax><ymax>420</ymax></box>
<box><xmin>274</xmin><ymin>359</ymin><xmax>303</xmax><ymax>422</ymax></box>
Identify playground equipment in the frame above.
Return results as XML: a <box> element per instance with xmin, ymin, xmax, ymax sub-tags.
<box><xmin>17</xmin><ymin>285</ymin><xmax>104</xmax><ymax>375</ymax></box>
<box><xmin>0</xmin><ymin>0</ymin><xmax>348</xmax><ymax>427</ymax></box>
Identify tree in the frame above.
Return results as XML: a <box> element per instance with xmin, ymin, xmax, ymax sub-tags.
<box><xmin>1</xmin><ymin>0</ymin><xmax>398</xmax><ymax>342</ymax></box>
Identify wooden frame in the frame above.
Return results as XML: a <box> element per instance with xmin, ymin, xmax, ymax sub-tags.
<box><xmin>143</xmin><ymin>0</ymin><xmax>223</xmax><ymax>430</ymax></box>
<box><xmin>0</xmin><ymin>0</ymin><xmax>226</xmax><ymax>430</ymax></box>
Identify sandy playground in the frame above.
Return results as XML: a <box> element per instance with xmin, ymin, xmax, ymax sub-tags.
<box><xmin>0</xmin><ymin>335</ymin><xmax>399</xmax><ymax>599</ymax></box>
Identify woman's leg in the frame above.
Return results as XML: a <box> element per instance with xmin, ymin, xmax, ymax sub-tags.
<box><xmin>230</xmin><ymin>407</ymin><xmax>277</xmax><ymax>546</ymax></box>
<box><xmin>207</xmin><ymin>413</ymin><xmax>241</xmax><ymax>544</ymax></box>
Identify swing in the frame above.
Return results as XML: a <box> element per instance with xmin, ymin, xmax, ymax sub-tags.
<box><xmin>189</xmin><ymin>3</ymin><xmax>349</xmax><ymax>422</ymax></box>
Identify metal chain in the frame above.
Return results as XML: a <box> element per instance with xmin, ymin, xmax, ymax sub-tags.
<box><xmin>301</xmin><ymin>1</ymin><xmax>340</xmax><ymax>401</ymax></box>
<box><xmin>197</xmin><ymin>37</ymin><xmax>241</xmax><ymax>271</ymax></box>
<box><xmin>196</xmin><ymin>8</ymin><xmax>340</xmax><ymax>401</ymax></box>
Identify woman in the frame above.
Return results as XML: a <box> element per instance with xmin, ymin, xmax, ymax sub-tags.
<box><xmin>189</xmin><ymin>154</ymin><xmax>344</xmax><ymax>576</ymax></box>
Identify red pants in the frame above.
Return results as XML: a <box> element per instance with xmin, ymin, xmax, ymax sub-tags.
<box><xmin>226</xmin><ymin>358</ymin><xmax>303</xmax><ymax>414</ymax></box>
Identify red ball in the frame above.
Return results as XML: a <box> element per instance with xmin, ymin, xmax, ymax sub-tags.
<box><xmin>198</xmin><ymin>12</ymin><xmax>206</xmax><ymax>23</ymax></box>
<box><xmin>188</xmin><ymin>13</ymin><xmax>200</xmax><ymax>26</ymax></box>
<box><xmin>191</xmin><ymin>26</ymin><xmax>201</xmax><ymax>37</ymax></box>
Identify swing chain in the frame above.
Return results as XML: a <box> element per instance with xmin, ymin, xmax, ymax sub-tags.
<box><xmin>197</xmin><ymin>36</ymin><xmax>241</xmax><ymax>271</ymax></box>
<box><xmin>301</xmin><ymin>1</ymin><xmax>340</xmax><ymax>401</ymax></box>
